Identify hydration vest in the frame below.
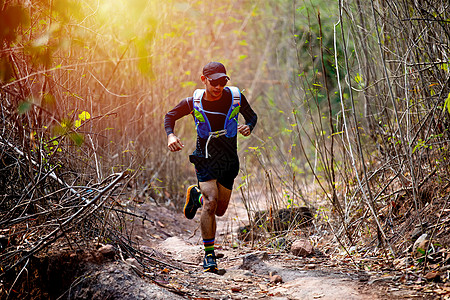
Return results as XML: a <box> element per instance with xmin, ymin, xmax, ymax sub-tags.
<box><xmin>192</xmin><ymin>86</ymin><xmax>241</xmax><ymax>158</ymax></box>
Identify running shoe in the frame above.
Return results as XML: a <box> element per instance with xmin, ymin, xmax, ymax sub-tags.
<box><xmin>184</xmin><ymin>185</ymin><xmax>201</xmax><ymax>219</ymax></box>
<box><xmin>203</xmin><ymin>252</ymin><xmax>218</xmax><ymax>273</ymax></box>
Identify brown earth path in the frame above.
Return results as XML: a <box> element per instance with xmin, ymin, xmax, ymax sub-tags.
<box><xmin>124</xmin><ymin>196</ymin><xmax>418</xmax><ymax>300</ymax></box>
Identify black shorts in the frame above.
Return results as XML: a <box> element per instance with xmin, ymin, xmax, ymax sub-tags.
<box><xmin>189</xmin><ymin>155</ymin><xmax>239</xmax><ymax>190</ymax></box>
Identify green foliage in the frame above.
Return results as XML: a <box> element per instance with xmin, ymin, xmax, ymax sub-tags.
<box><xmin>42</xmin><ymin>93</ymin><xmax>56</xmax><ymax>111</ymax></box>
<box><xmin>50</xmin><ymin>111</ymin><xmax>89</xmax><ymax>147</ymax></box>
<box><xmin>293</xmin><ymin>1</ymin><xmax>342</xmax><ymax>108</ymax></box>
<box><xmin>444</xmin><ymin>92</ymin><xmax>450</xmax><ymax>115</ymax></box>
<box><xmin>69</xmin><ymin>132</ymin><xmax>84</xmax><ymax>146</ymax></box>
<box><xmin>17</xmin><ymin>101</ymin><xmax>32</xmax><ymax>115</ymax></box>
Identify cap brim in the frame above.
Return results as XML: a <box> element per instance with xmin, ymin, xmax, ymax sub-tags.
<box><xmin>208</xmin><ymin>73</ymin><xmax>230</xmax><ymax>80</ymax></box>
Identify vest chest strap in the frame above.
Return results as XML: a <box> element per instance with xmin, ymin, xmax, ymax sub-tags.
<box><xmin>205</xmin><ymin>129</ymin><xmax>227</xmax><ymax>158</ymax></box>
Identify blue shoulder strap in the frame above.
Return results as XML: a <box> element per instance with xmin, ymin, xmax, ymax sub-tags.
<box><xmin>227</xmin><ymin>86</ymin><xmax>241</xmax><ymax>105</ymax></box>
<box><xmin>193</xmin><ymin>89</ymin><xmax>205</xmax><ymax>104</ymax></box>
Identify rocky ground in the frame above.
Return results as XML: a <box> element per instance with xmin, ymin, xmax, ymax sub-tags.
<box><xmin>60</xmin><ymin>195</ymin><xmax>449</xmax><ymax>300</ymax></box>
<box><xmin>6</xmin><ymin>195</ymin><xmax>449</xmax><ymax>299</ymax></box>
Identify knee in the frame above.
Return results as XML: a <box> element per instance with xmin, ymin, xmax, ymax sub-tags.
<box><xmin>203</xmin><ymin>198</ymin><xmax>217</xmax><ymax>215</ymax></box>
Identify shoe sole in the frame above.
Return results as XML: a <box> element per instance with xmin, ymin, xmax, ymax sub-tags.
<box><xmin>203</xmin><ymin>266</ymin><xmax>218</xmax><ymax>273</ymax></box>
<box><xmin>183</xmin><ymin>185</ymin><xmax>198</xmax><ymax>219</ymax></box>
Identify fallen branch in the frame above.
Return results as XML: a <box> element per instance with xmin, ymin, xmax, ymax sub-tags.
<box><xmin>0</xmin><ymin>171</ymin><xmax>128</xmax><ymax>277</ymax></box>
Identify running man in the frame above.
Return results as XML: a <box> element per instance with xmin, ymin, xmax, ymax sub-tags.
<box><xmin>164</xmin><ymin>62</ymin><xmax>257</xmax><ymax>273</ymax></box>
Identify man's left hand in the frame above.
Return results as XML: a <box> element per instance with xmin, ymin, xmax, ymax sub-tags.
<box><xmin>238</xmin><ymin>125</ymin><xmax>251</xmax><ymax>136</ymax></box>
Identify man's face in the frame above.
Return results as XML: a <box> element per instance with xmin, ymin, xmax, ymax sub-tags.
<box><xmin>202</xmin><ymin>75</ymin><xmax>227</xmax><ymax>100</ymax></box>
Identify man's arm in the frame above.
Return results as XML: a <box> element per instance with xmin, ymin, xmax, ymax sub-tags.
<box><xmin>164</xmin><ymin>97</ymin><xmax>192</xmax><ymax>151</ymax></box>
<box><xmin>238</xmin><ymin>93</ymin><xmax>257</xmax><ymax>136</ymax></box>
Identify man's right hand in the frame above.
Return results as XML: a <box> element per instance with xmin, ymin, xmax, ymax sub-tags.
<box><xmin>167</xmin><ymin>133</ymin><xmax>184</xmax><ymax>152</ymax></box>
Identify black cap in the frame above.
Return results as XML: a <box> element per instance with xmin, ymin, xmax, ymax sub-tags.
<box><xmin>202</xmin><ymin>62</ymin><xmax>230</xmax><ymax>80</ymax></box>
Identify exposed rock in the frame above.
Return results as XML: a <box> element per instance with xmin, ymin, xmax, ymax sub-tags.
<box><xmin>291</xmin><ymin>239</ymin><xmax>314</xmax><ymax>257</ymax></box>
<box><xmin>424</xmin><ymin>271</ymin><xmax>440</xmax><ymax>281</ymax></box>
<box><xmin>126</xmin><ymin>258</ymin><xmax>144</xmax><ymax>273</ymax></box>
<box><xmin>239</xmin><ymin>252</ymin><xmax>272</xmax><ymax>274</ymax></box>
<box><xmin>246</xmin><ymin>251</ymin><xmax>269</xmax><ymax>261</ymax></box>
<box><xmin>410</xmin><ymin>224</ymin><xmax>427</xmax><ymax>242</ymax></box>
<box><xmin>98</xmin><ymin>244</ymin><xmax>115</xmax><ymax>259</ymax></box>
<box><xmin>71</xmin><ymin>261</ymin><xmax>184</xmax><ymax>299</ymax></box>
<box><xmin>84</xmin><ymin>250</ymin><xmax>104</xmax><ymax>264</ymax></box>
<box><xmin>413</xmin><ymin>234</ymin><xmax>429</xmax><ymax>257</ymax></box>
<box><xmin>413</xmin><ymin>233</ymin><xmax>427</xmax><ymax>250</ymax></box>
<box><xmin>231</xmin><ymin>286</ymin><xmax>242</xmax><ymax>292</ymax></box>
<box><xmin>270</xmin><ymin>274</ymin><xmax>283</xmax><ymax>284</ymax></box>
<box><xmin>157</xmin><ymin>236</ymin><xmax>203</xmax><ymax>264</ymax></box>
<box><xmin>253</xmin><ymin>207</ymin><xmax>313</xmax><ymax>232</ymax></box>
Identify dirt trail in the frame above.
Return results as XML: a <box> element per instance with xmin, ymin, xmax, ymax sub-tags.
<box><xmin>131</xmin><ymin>197</ymin><xmax>392</xmax><ymax>300</ymax></box>
<box><xmin>156</xmin><ymin>236</ymin><xmax>381</xmax><ymax>300</ymax></box>
<box><xmin>57</xmin><ymin>197</ymin><xmax>422</xmax><ymax>299</ymax></box>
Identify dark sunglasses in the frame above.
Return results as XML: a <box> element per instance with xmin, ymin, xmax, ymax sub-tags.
<box><xmin>206</xmin><ymin>76</ymin><xmax>228</xmax><ymax>87</ymax></box>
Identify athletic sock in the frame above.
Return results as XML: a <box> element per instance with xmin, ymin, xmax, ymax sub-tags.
<box><xmin>203</xmin><ymin>238</ymin><xmax>215</xmax><ymax>253</ymax></box>
<box><xmin>198</xmin><ymin>194</ymin><xmax>203</xmax><ymax>206</ymax></box>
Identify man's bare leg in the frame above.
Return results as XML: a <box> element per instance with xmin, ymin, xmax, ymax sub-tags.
<box><xmin>198</xmin><ymin>180</ymin><xmax>232</xmax><ymax>272</ymax></box>
<box><xmin>199</xmin><ymin>180</ymin><xmax>218</xmax><ymax>240</ymax></box>
<box><xmin>199</xmin><ymin>180</ymin><xmax>232</xmax><ymax>240</ymax></box>
<box><xmin>215</xmin><ymin>183</ymin><xmax>232</xmax><ymax>216</ymax></box>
